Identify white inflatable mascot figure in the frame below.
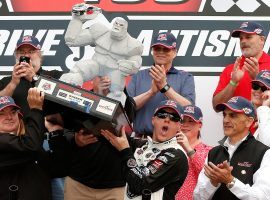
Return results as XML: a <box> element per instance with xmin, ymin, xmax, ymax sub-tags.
<box><xmin>60</xmin><ymin>3</ymin><xmax>143</xmax><ymax>105</ymax></box>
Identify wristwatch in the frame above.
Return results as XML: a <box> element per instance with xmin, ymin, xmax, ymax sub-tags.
<box><xmin>160</xmin><ymin>84</ymin><xmax>170</xmax><ymax>93</ymax></box>
<box><xmin>187</xmin><ymin>149</ymin><xmax>196</xmax><ymax>157</ymax></box>
<box><xmin>32</xmin><ymin>74</ymin><xmax>40</xmax><ymax>83</ymax></box>
<box><xmin>226</xmin><ymin>177</ymin><xmax>236</xmax><ymax>189</ymax></box>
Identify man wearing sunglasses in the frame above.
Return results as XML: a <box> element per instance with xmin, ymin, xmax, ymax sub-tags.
<box><xmin>251</xmin><ymin>70</ymin><xmax>270</xmax><ymax>146</ymax></box>
<box><xmin>127</xmin><ymin>32</ymin><xmax>195</xmax><ymax>139</ymax></box>
<box><xmin>213</xmin><ymin>21</ymin><xmax>270</xmax><ymax>110</ymax></box>
<box><xmin>101</xmin><ymin>100</ymin><xmax>188</xmax><ymax>200</ymax></box>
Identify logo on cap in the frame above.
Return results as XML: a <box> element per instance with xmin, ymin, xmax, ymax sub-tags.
<box><xmin>228</xmin><ymin>97</ymin><xmax>238</xmax><ymax>104</ymax></box>
<box><xmin>157</xmin><ymin>33</ymin><xmax>168</xmax><ymax>41</ymax></box>
<box><xmin>0</xmin><ymin>96</ymin><xmax>11</xmax><ymax>104</ymax></box>
<box><xmin>165</xmin><ymin>100</ymin><xmax>177</xmax><ymax>108</ymax></box>
<box><xmin>184</xmin><ymin>106</ymin><xmax>195</xmax><ymax>114</ymax></box>
<box><xmin>254</xmin><ymin>28</ymin><xmax>263</xmax><ymax>35</ymax></box>
<box><xmin>261</xmin><ymin>71</ymin><xmax>270</xmax><ymax>80</ymax></box>
<box><xmin>243</xmin><ymin>108</ymin><xmax>252</xmax><ymax>115</ymax></box>
<box><xmin>240</xmin><ymin>22</ymin><xmax>248</xmax><ymax>28</ymax></box>
<box><xmin>22</xmin><ymin>35</ymin><xmax>33</xmax><ymax>43</ymax></box>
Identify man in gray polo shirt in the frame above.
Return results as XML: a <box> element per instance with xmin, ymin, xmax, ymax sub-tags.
<box><xmin>127</xmin><ymin>32</ymin><xmax>195</xmax><ymax>138</ymax></box>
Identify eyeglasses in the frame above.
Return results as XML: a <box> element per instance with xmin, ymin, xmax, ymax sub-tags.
<box><xmin>155</xmin><ymin>112</ymin><xmax>181</xmax><ymax>122</ymax></box>
<box><xmin>152</xmin><ymin>46</ymin><xmax>173</xmax><ymax>53</ymax></box>
<box><xmin>16</xmin><ymin>50</ymin><xmax>38</xmax><ymax>55</ymax></box>
<box><xmin>251</xmin><ymin>83</ymin><xmax>268</xmax><ymax>92</ymax></box>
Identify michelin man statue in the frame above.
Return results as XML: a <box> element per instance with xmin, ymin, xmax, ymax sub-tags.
<box><xmin>60</xmin><ymin>3</ymin><xmax>143</xmax><ymax>105</ymax></box>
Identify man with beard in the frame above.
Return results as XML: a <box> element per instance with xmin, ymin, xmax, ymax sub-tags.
<box><xmin>0</xmin><ymin>35</ymin><xmax>63</xmax><ymax>116</ymax></box>
<box><xmin>212</xmin><ymin>21</ymin><xmax>270</xmax><ymax>110</ymax></box>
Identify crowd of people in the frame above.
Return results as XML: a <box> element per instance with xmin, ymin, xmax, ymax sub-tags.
<box><xmin>1</xmin><ymin>20</ymin><xmax>270</xmax><ymax>200</ymax></box>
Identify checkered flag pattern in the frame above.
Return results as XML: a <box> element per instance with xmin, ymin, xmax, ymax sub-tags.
<box><xmin>211</xmin><ymin>0</ymin><xmax>270</xmax><ymax>12</ymax></box>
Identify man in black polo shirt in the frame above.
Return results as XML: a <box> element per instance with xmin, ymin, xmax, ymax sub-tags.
<box><xmin>194</xmin><ymin>96</ymin><xmax>270</xmax><ymax>200</ymax></box>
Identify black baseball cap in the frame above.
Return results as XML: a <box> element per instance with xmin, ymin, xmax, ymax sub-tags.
<box><xmin>216</xmin><ymin>96</ymin><xmax>256</xmax><ymax>118</ymax></box>
<box><xmin>0</xmin><ymin>96</ymin><xmax>23</xmax><ymax>117</ymax></box>
<box><xmin>231</xmin><ymin>21</ymin><xmax>265</xmax><ymax>38</ymax></box>
<box><xmin>251</xmin><ymin>70</ymin><xmax>270</xmax><ymax>90</ymax></box>
<box><xmin>154</xmin><ymin>100</ymin><xmax>183</xmax><ymax>119</ymax></box>
<box><xmin>16</xmin><ymin>35</ymin><xmax>42</xmax><ymax>50</ymax></box>
<box><xmin>151</xmin><ymin>32</ymin><xmax>177</xmax><ymax>49</ymax></box>
<box><xmin>182</xmin><ymin>105</ymin><xmax>203</xmax><ymax>123</ymax></box>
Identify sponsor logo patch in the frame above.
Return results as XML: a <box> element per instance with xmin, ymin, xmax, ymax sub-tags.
<box><xmin>37</xmin><ymin>79</ymin><xmax>56</xmax><ymax>95</ymax></box>
<box><xmin>55</xmin><ymin>89</ymin><xmax>94</xmax><ymax>109</ymax></box>
<box><xmin>96</xmin><ymin>99</ymin><xmax>116</xmax><ymax>116</ymax></box>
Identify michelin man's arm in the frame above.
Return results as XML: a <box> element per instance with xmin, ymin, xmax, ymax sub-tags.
<box><xmin>65</xmin><ymin>18</ymin><xmax>95</xmax><ymax>47</ymax></box>
<box><xmin>118</xmin><ymin>42</ymin><xmax>143</xmax><ymax>76</ymax></box>
<box><xmin>118</xmin><ymin>55</ymin><xmax>142</xmax><ymax>76</ymax></box>
<box><xmin>65</xmin><ymin>4</ymin><xmax>101</xmax><ymax>46</ymax></box>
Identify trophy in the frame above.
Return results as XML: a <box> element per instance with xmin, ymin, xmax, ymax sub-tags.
<box><xmin>60</xmin><ymin>3</ymin><xmax>143</xmax><ymax>106</ymax></box>
<box><xmin>35</xmin><ymin>75</ymin><xmax>132</xmax><ymax>136</ymax></box>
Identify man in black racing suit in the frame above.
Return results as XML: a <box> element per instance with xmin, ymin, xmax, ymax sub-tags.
<box><xmin>101</xmin><ymin>100</ymin><xmax>188</xmax><ymax>200</ymax></box>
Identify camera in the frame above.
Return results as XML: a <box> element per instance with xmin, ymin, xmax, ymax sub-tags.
<box><xmin>19</xmin><ymin>56</ymin><xmax>30</xmax><ymax>64</ymax></box>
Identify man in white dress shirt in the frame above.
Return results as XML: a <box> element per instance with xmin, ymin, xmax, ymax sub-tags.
<box><xmin>194</xmin><ymin>96</ymin><xmax>270</xmax><ymax>200</ymax></box>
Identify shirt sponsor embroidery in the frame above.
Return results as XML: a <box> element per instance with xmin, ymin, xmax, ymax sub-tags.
<box><xmin>237</xmin><ymin>161</ymin><xmax>252</xmax><ymax>167</ymax></box>
<box><xmin>131</xmin><ymin>168</ymin><xmax>143</xmax><ymax>179</ymax></box>
<box><xmin>127</xmin><ymin>158</ymin><xmax>137</xmax><ymax>168</ymax></box>
<box><xmin>164</xmin><ymin>152</ymin><xmax>175</xmax><ymax>158</ymax></box>
<box><xmin>157</xmin><ymin>156</ymin><xmax>168</xmax><ymax>164</ymax></box>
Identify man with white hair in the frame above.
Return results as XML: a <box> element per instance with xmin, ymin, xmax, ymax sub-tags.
<box><xmin>0</xmin><ymin>35</ymin><xmax>63</xmax><ymax>115</ymax></box>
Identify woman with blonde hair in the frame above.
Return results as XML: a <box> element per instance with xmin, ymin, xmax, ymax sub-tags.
<box><xmin>175</xmin><ymin>105</ymin><xmax>212</xmax><ymax>200</ymax></box>
<box><xmin>0</xmin><ymin>88</ymin><xmax>51</xmax><ymax>200</ymax></box>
